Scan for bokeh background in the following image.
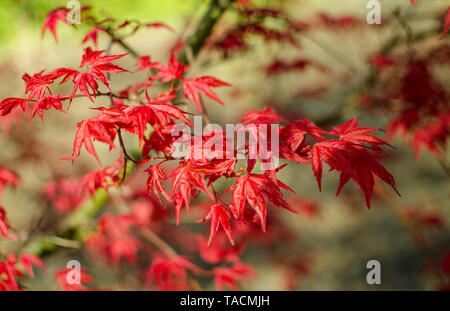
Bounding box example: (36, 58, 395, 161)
(0, 0, 449, 290)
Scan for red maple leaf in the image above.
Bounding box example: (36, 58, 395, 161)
(0, 98, 26, 117)
(281, 119, 324, 151)
(63, 117, 118, 165)
(18, 254, 45, 278)
(182, 76, 230, 112)
(122, 98, 192, 146)
(197, 204, 234, 246)
(49, 67, 79, 84)
(145, 165, 171, 204)
(189, 158, 238, 183)
(31, 95, 68, 120)
(22, 71, 55, 102)
(311, 140, 399, 208)
(153, 54, 189, 82)
(327, 117, 392, 152)
(41, 8, 70, 42)
(69, 48, 128, 103)
(170, 162, 215, 224)
(145, 100, 192, 128)
(227, 173, 297, 231)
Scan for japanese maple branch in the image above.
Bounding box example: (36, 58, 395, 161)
(21, 0, 235, 258)
(103, 28, 140, 59)
(179, 0, 236, 64)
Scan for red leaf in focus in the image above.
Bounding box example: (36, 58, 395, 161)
(69, 48, 128, 103)
(197, 204, 234, 246)
(182, 76, 230, 112)
(31, 95, 68, 120)
(81, 157, 123, 195)
(0, 98, 26, 117)
(145, 165, 171, 204)
(0, 168, 20, 199)
(49, 67, 79, 84)
(81, 27, 105, 47)
(311, 140, 399, 209)
(22, 71, 55, 102)
(227, 173, 297, 232)
(135, 55, 161, 71)
(170, 162, 215, 225)
(153, 54, 189, 83)
(282, 120, 324, 152)
(63, 117, 118, 165)
(121, 99, 192, 146)
(327, 117, 392, 152)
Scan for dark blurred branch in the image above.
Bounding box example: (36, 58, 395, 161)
(104, 28, 141, 58)
(179, 0, 236, 64)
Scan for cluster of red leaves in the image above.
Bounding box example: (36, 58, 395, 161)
(0, 254, 44, 291)
(0, 3, 418, 291)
